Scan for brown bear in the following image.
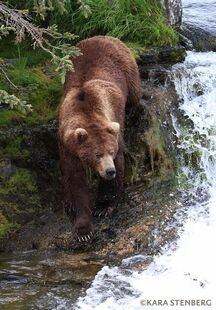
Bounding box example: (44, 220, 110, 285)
(58, 36, 142, 242)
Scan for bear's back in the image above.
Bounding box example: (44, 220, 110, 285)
(64, 36, 135, 94)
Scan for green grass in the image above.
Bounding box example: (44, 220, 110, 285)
(0, 38, 50, 66)
(0, 110, 21, 127)
(0, 53, 62, 127)
(6, 0, 177, 46)
(68, 0, 177, 46)
(0, 37, 62, 127)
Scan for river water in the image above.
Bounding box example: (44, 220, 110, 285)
(183, 0, 216, 33)
(1, 1, 216, 309)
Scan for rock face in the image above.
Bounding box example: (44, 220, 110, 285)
(0, 47, 186, 255)
(180, 24, 216, 52)
(160, 0, 182, 26)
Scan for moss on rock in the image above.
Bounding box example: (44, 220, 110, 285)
(0, 211, 19, 239)
(0, 135, 30, 160)
(144, 116, 174, 179)
(0, 168, 38, 195)
(0, 166, 41, 237)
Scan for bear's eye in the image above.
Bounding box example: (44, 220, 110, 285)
(96, 153, 103, 159)
(109, 150, 114, 156)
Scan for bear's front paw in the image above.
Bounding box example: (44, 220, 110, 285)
(73, 217, 95, 242)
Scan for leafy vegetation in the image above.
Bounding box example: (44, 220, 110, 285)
(0, 1, 81, 113)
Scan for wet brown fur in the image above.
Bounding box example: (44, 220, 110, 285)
(58, 36, 142, 240)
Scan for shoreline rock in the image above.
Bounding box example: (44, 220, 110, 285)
(179, 23, 216, 52)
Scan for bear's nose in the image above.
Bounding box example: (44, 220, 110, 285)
(105, 168, 116, 179)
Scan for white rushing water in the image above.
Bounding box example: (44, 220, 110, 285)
(75, 52, 216, 310)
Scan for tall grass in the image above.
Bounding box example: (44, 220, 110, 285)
(6, 0, 177, 46)
(60, 0, 177, 46)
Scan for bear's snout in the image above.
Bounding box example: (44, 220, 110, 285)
(105, 167, 116, 180)
(97, 155, 116, 180)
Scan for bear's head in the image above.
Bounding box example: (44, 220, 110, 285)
(64, 121, 120, 180)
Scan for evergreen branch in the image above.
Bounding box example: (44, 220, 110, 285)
(0, 90, 33, 114)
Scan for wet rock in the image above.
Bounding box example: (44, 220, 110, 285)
(0, 159, 16, 180)
(137, 47, 186, 84)
(160, 0, 182, 26)
(179, 24, 216, 52)
(138, 47, 186, 66)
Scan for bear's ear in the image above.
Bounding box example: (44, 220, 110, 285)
(74, 128, 88, 143)
(106, 122, 120, 137)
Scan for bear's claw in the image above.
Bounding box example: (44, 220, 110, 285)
(73, 217, 94, 243)
(75, 231, 94, 243)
